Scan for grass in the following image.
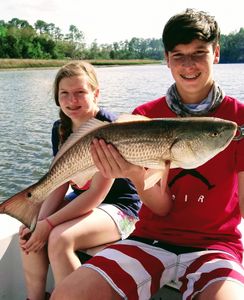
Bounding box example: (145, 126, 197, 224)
(0, 58, 162, 69)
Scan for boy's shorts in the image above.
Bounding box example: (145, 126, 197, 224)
(83, 239, 244, 300)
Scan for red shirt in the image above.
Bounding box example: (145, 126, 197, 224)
(132, 96, 244, 261)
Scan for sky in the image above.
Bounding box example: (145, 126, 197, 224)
(1, 0, 244, 45)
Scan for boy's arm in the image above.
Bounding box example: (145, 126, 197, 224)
(91, 139, 173, 216)
(238, 171, 244, 218)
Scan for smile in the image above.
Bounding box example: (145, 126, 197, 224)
(181, 73, 201, 79)
(67, 106, 82, 111)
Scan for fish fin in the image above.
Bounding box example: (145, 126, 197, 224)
(70, 166, 98, 188)
(50, 118, 109, 169)
(115, 113, 151, 123)
(144, 161, 171, 191)
(160, 161, 171, 194)
(144, 169, 164, 190)
(0, 194, 41, 228)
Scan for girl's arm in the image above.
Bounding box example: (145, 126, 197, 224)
(38, 182, 70, 220)
(91, 139, 173, 216)
(19, 183, 69, 253)
(21, 173, 114, 253)
(46, 174, 114, 226)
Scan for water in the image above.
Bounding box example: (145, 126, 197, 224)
(0, 64, 243, 202)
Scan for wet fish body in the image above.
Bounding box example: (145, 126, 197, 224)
(0, 116, 237, 228)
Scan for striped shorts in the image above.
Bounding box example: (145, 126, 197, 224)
(83, 239, 244, 300)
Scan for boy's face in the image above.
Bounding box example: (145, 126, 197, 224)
(165, 39, 220, 104)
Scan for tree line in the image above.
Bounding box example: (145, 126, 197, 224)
(0, 18, 244, 63)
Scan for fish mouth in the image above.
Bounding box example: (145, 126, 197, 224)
(221, 123, 238, 146)
(221, 132, 236, 147)
(233, 125, 244, 141)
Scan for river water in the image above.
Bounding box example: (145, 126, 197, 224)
(0, 64, 244, 202)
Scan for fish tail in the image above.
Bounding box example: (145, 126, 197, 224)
(0, 193, 41, 229)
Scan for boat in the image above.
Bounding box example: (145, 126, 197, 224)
(1, 214, 243, 300)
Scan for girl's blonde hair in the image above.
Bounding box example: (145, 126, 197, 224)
(53, 61, 99, 146)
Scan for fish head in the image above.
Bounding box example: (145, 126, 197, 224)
(169, 117, 237, 169)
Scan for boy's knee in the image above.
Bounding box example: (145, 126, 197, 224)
(50, 287, 67, 300)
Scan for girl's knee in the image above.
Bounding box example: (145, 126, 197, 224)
(48, 226, 71, 257)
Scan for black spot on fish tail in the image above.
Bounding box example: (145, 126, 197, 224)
(0, 193, 41, 228)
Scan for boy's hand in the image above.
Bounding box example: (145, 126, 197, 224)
(91, 138, 145, 181)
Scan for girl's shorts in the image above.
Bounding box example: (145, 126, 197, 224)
(97, 204, 138, 240)
(83, 239, 244, 300)
(65, 190, 138, 240)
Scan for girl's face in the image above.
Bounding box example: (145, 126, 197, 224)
(58, 75, 99, 126)
(165, 39, 220, 104)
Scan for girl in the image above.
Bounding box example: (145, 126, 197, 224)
(19, 61, 141, 300)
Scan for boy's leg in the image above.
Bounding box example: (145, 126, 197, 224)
(50, 267, 122, 300)
(195, 280, 244, 300)
(178, 250, 244, 300)
(83, 239, 177, 299)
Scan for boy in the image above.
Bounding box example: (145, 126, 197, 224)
(51, 8, 244, 300)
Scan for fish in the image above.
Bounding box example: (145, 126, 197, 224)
(0, 114, 237, 229)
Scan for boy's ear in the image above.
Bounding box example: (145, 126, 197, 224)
(214, 44, 220, 64)
(164, 51, 170, 67)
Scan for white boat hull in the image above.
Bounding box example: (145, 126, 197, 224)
(0, 215, 53, 300)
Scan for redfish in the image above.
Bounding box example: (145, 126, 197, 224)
(0, 115, 237, 229)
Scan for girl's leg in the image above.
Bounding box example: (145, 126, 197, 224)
(21, 247, 49, 300)
(48, 207, 120, 285)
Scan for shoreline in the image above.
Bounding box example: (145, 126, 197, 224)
(0, 58, 163, 70)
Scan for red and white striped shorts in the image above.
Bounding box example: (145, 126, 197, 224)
(83, 239, 244, 300)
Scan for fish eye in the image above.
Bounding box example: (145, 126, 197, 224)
(27, 192, 32, 198)
(211, 131, 219, 137)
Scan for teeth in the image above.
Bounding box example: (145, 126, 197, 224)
(182, 73, 200, 79)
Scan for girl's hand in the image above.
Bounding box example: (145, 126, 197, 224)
(19, 224, 31, 249)
(20, 220, 52, 254)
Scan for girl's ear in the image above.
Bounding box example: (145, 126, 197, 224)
(93, 88, 100, 103)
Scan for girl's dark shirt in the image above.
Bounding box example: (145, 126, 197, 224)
(51, 108, 141, 218)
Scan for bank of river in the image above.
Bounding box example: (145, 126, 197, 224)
(0, 58, 162, 70)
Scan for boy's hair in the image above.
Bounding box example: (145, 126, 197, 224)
(162, 8, 220, 52)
